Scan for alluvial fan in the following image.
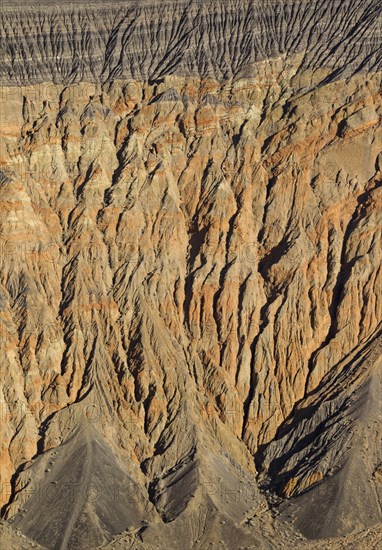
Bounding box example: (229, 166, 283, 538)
(0, 1, 381, 549)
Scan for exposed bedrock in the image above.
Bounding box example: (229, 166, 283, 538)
(1, 0, 382, 85)
(0, 1, 381, 548)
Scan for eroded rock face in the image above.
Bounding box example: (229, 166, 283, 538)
(0, 1, 381, 549)
(1, 0, 382, 85)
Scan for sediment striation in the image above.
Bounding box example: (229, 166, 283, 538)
(0, 1, 381, 549)
(1, 0, 382, 85)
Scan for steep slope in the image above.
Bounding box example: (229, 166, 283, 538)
(0, 1, 381, 548)
(1, 0, 382, 85)
(6, 419, 157, 549)
(258, 328, 382, 538)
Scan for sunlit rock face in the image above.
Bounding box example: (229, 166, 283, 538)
(0, 1, 381, 548)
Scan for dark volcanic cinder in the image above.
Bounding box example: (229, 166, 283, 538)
(1, 0, 382, 85)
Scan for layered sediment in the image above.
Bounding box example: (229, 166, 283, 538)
(0, 1, 381, 549)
